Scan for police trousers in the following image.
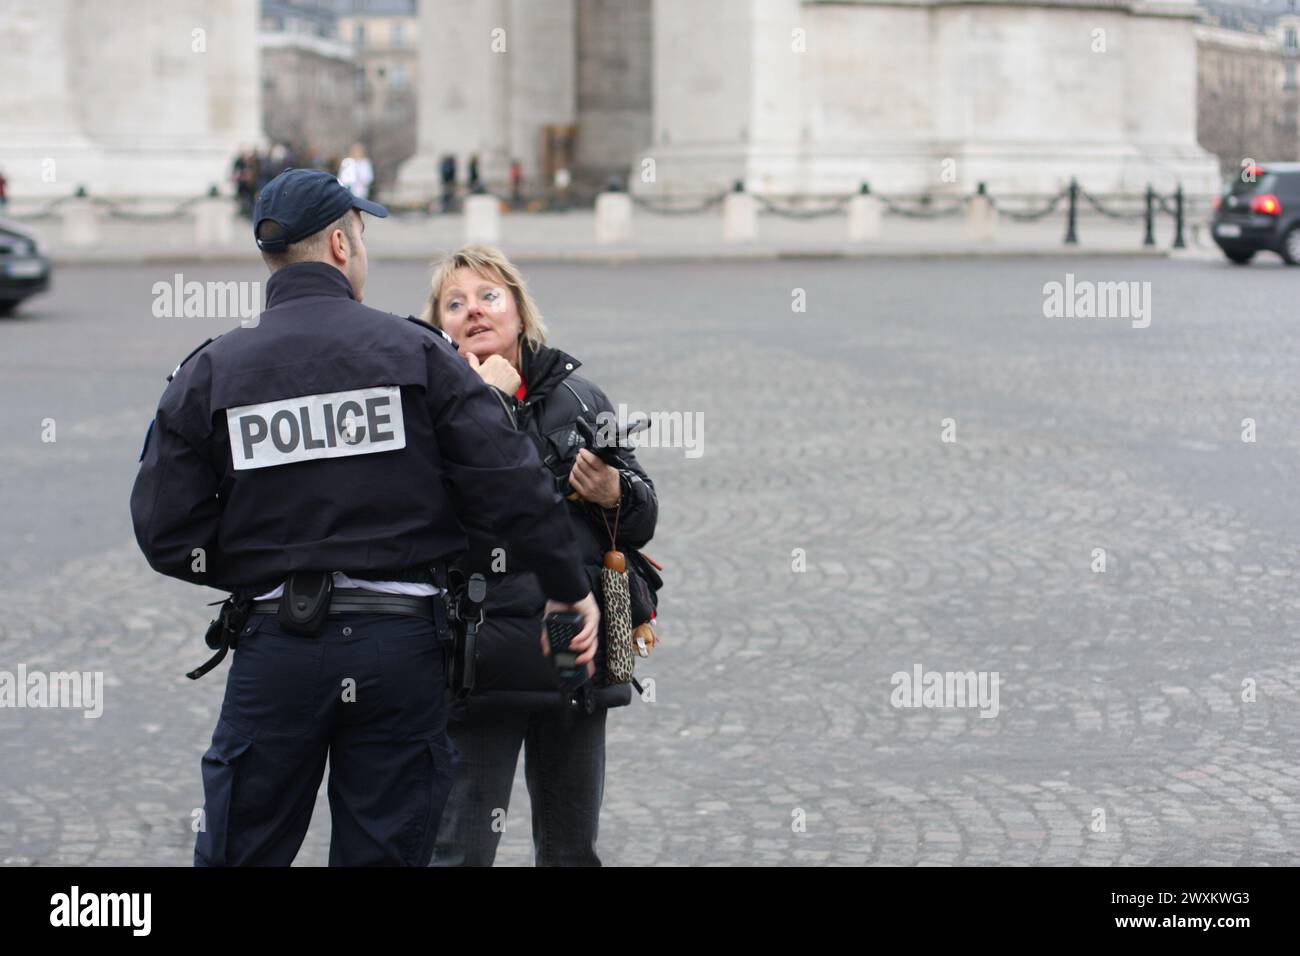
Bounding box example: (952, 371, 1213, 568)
(194, 612, 458, 866)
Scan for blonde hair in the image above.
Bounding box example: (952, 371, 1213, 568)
(420, 244, 548, 353)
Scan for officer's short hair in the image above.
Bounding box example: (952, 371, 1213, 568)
(420, 244, 549, 353)
(257, 212, 356, 271)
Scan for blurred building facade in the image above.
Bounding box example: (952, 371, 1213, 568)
(10, 0, 1300, 202)
(1196, 9, 1300, 175)
(397, 0, 1223, 200)
(395, 0, 654, 201)
(259, 0, 356, 164)
(333, 0, 420, 192)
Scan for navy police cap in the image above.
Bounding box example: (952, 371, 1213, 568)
(253, 168, 388, 251)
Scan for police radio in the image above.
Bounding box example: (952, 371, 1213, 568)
(544, 612, 588, 692)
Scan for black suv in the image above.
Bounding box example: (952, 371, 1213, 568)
(1211, 163, 1300, 265)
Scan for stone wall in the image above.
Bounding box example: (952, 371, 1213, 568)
(636, 0, 1219, 197)
(0, 0, 261, 199)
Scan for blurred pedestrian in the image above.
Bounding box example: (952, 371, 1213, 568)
(338, 143, 375, 200)
(509, 160, 523, 208)
(553, 167, 571, 211)
(440, 154, 458, 213)
(232, 149, 259, 219)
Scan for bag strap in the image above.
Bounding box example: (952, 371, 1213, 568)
(599, 502, 621, 553)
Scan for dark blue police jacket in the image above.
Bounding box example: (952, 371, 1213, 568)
(130, 261, 588, 602)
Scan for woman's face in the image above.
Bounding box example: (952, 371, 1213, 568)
(438, 266, 522, 366)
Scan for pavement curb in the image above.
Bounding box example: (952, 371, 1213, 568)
(45, 245, 1177, 267)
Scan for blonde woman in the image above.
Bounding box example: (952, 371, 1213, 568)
(421, 245, 658, 866)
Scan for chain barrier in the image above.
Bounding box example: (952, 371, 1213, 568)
(4, 182, 1206, 250)
(1076, 187, 1147, 222)
(7, 191, 218, 223)
(986, 188, 1069, 222)
(5, 194, 81, 222)
(1153, 193, 1180, 217)
(95, 194, 212, 221)
(752, 193, 853, 219)
(628, 192, 729, 216)
(876, 194, 967, 219)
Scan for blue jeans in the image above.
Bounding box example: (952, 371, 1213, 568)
(431, 707, 607, 866)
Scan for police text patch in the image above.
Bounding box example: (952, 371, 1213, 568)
(226, 386, 406, 470)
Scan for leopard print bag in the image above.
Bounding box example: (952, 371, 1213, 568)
(601, 553, 635, 684)
(598, 504, 635, 684)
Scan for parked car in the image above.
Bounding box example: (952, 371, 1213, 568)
(0, 218, 51, 314)
(1211, 163, 1300, 265)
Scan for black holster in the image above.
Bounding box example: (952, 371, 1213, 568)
(187, 595, 253, 681)
(276, 571, 333, 636)
(444, 570, 487, 698)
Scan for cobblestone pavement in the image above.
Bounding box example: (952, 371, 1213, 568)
(1, 256, 1298, 865)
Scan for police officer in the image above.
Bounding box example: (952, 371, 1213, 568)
(130, 168, 599, 866)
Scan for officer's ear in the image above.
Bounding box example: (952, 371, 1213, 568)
(328, 221, 352, 264)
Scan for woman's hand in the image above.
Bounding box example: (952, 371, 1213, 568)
(568, 448, 622, 509)
(466, 351, 521, 395)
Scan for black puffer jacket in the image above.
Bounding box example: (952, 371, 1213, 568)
(453, 342, 658, 718)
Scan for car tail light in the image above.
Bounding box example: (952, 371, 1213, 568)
(1212, 195, 1221, 211)
(1250, 193, 1282, 215)
(1244, 165, 1266, 182)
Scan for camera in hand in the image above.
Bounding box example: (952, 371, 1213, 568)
(555, 415, 651, 499)
(545, 611, 588, 692)
(576, 414, 650, 467)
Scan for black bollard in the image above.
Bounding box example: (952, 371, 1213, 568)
(1172, 183, 1186, 249)
(1143, 185, 1155, 247)
(1064, 178, 1078, 245)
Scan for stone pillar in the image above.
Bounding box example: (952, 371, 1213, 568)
(723, 190, 757, 242)
(464, 193, 502, 244)
(61, 196, 99, 246)
(396, 0, 507, 202)
(0, 0, 261, 199)
(195, 195, 237, 246)
(635, 0, 759, 198)
(397, 0, 577, 203)
(847, 193, 882, 241)
(595, 191, 633, 243)
(508, 0, 577, 184)
(965, 192, 997, 241)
